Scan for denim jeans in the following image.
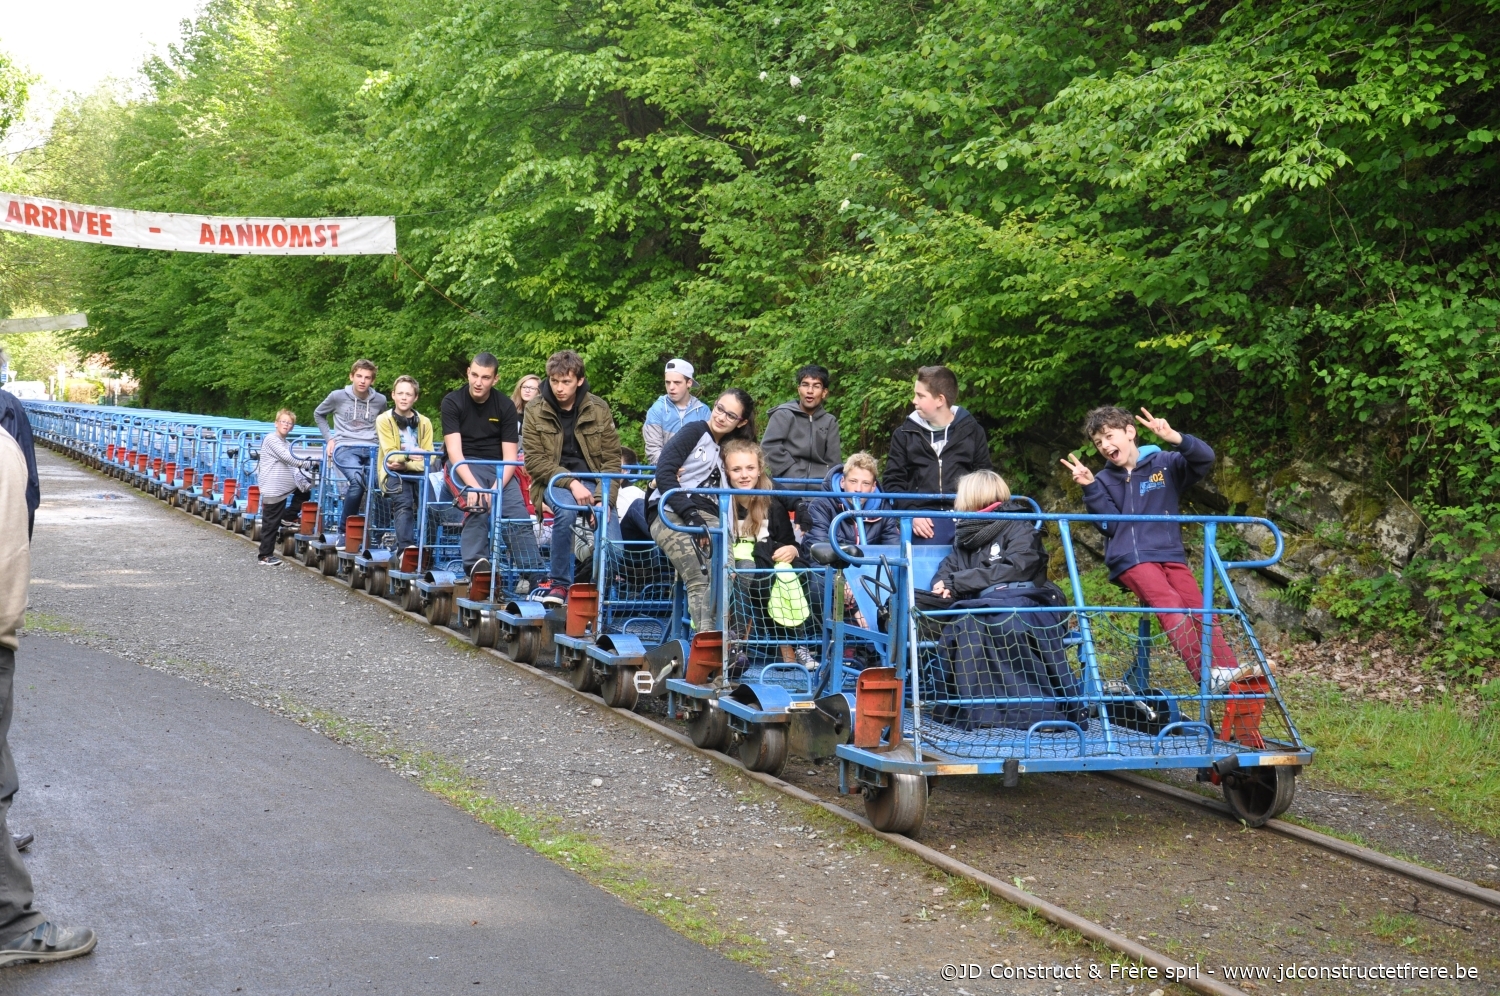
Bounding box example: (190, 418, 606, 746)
(387, 476, 422, 551)
(331, 445, 374, 537)
(457, 464, 532, 572)
(546, 483, 619, 586)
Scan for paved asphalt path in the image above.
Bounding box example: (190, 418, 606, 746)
(4, 635, 777, 995)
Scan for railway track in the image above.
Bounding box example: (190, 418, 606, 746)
(47, 441, 1500, 994)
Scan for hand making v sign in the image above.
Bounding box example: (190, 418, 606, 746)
(1134, 407, 1183, 446)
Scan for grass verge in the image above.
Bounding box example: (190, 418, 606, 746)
(1283, 676, 1500, 838)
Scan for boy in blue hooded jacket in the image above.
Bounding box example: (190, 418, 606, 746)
(1061, 406, 1249, 691)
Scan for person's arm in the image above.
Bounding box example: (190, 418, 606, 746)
(882, 430, 911, 503)
(313, 390, 339, 448)
(410, 416, 435, 472)
(969, 420, 994, 472)
(760, 407, 795, 479)
(825, 413, 843, 469)
(655, 423, 705, 521)
(0, 433, 29, 651)
(768, 498, 799, 563)
(1173, 434, 1215, 489)
(803, 498, 834, 549)
(444, 432, 488, 510)
(522, 411, 567, 501)
(932, 550, 961, 596)
(643, 421, 666, 465)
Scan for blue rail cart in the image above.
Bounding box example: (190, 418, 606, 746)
(444, 460, 547, 647)
(823, 508, 1312, 836)
(532, 473, 684, 709)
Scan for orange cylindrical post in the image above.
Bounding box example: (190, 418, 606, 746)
(299, 501, 319, 535)
(201, 473, 215, 496)
(245, 485, 260, 514)
(164, 462, 177, 483)
(344, 514, 365, 551)
(565, 584, 599, 637)
(181, 467, 195, 488)
(853, 667, 904, 749)
(684, 630, 725, 685)
(222, 479, 238, 505)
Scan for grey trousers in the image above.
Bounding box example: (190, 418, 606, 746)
(0, 647, 43, 941)
(458, 467, 532, 571)
(651, 507, 719, 632)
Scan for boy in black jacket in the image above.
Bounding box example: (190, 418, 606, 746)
(1061, 406, 1249, 691)
(883, 365, 992, 545)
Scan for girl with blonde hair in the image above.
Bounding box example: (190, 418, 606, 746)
(931, 470, 1048, 600)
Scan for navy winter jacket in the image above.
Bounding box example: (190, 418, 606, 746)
(801, 464, 899, 555)
(1080, 434, 1216, 580)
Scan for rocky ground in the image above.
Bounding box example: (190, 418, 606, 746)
(22, 450, 1118, 996)
(23, 448, 1500, 994)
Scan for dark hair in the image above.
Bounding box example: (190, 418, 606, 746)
(620, 445, 639, 465)
(796, 364, 831, 389)
(915, 365, 958, 406)
(470, 352, 499, 371)
(1083, 405, 1134, 439)
(351, 358, 377, 376)
(546, 350, 586, 379)
(716, 388, 758, 441)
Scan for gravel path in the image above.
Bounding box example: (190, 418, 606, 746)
(23, 449, 1102, 996)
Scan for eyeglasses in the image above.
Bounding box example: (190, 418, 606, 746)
(712, 403, 744, 422)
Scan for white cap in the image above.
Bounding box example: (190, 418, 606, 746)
(664, 358, 694, 380)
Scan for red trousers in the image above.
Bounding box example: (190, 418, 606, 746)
(1118, 560, 1238, 682)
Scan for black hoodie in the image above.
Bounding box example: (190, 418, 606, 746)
(883, 408, 993, 509)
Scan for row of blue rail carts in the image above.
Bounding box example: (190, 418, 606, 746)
(26, 400, 1313, 837)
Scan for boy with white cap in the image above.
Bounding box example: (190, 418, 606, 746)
(642, 358, 709, 465)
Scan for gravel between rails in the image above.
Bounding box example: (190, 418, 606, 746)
(23, 449, 1133, 996)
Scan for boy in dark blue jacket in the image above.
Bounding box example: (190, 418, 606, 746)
(1061, 406, 1248, 691)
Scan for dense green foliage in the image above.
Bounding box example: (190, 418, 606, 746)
(5, 0, 1500, 661)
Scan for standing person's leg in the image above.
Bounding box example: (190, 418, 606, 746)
(257, 495, 288, 559)
(1118, 561, 1206, 682)
(546, 484, 579, 586)
(498, 477, 542, 581)
(0, 648, 41, 943)
(391, 479, 418, 551)
(650, 508, 719, 631)
(1159, 560, 1239, 671)
(459, 464, 498, 571)
(332, 446, 370, 539)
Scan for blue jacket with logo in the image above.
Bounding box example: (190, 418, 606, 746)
(1079, 434, 1216, 580)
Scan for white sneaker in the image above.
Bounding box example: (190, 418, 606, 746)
(1210, 665, 1255, 693)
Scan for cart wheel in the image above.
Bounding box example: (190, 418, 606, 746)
(688, 703, 730, 751)
(301, 544, 319, 567)
(349, 563, 367, 591)
(426, 591, 454, 627)
(401, 584, 424, 613)
(600, 667, 639, 710)
(505, 626, 538, 665)
(320, 550, 339, 576)
(864, 745, 927, 836)
(738, 725, 788, 776)
(470, 614, 500, 649)
(367, 565, 389, 598)
(567, 651, 600, 693)
(283, 534, 298, 558)
(1222, 765, 1297, 827)
(250, 521, 262, 542)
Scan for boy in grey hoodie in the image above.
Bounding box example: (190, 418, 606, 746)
(761, 364, 841, 493)
(313, 359, 388, 544)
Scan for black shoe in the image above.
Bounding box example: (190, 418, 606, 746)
(258, 555, 283, 566)
(11, 833, 32, 852)
(0, 921, 97, 968)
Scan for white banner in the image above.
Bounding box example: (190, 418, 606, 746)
(0, 192, 396, 255)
